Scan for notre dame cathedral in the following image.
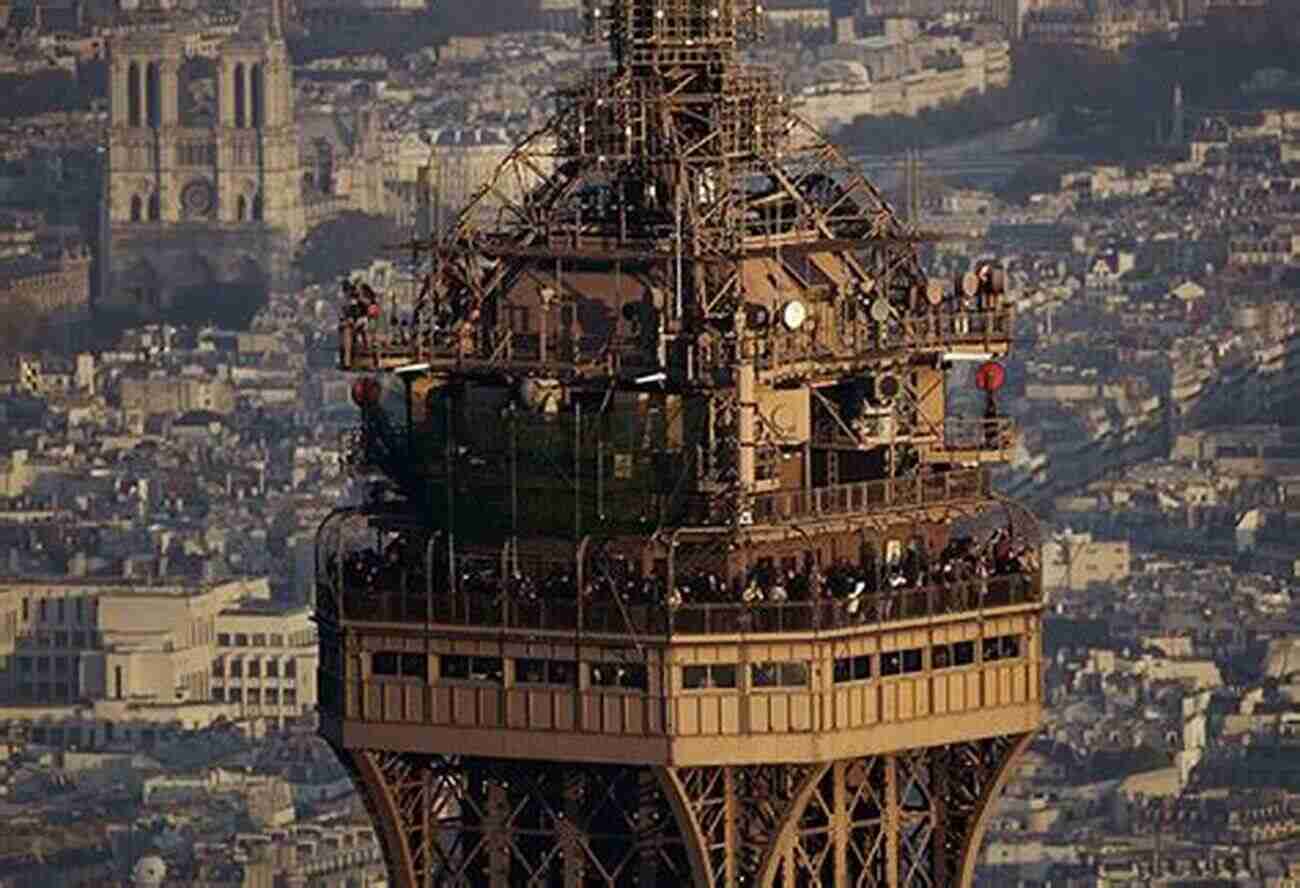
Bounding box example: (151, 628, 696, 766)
(103, 0, 383, 326)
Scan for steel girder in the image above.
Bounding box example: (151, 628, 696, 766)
(330, 733, 1031, 888)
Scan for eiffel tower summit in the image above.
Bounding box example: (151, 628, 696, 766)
(315, 1, 1043, 885)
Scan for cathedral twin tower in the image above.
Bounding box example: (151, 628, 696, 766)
(104, 1, 303, 323)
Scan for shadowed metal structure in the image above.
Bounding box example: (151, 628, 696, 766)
(317, 2, 1042, 886)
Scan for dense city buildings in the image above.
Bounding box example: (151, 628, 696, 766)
(1, 0, 1300, 884)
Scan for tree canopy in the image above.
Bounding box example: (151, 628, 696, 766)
(295, 212, 405, 286)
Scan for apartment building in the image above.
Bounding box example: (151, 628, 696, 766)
(0, 577, 317, 746)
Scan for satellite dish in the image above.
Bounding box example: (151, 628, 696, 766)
(781, 300, 807, 330)
(925, 280, 944, 306)
(960, 272, 980, 298)
(975, 361, 1006, 392)
(869, 297, 891, 323)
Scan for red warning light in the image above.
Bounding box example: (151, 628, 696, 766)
(351, 377, 382, 407)
(974, 361, 1005, 392)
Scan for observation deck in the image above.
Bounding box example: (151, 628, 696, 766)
(317, 507, 1040, 768)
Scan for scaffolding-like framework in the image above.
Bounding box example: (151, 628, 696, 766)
(322, 2, 1042, 886)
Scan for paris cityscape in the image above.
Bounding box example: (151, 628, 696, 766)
(1, 0, 1300, 885)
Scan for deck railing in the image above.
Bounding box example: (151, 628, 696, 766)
(747, 467, 989, 523)
(317, 571, 1039, 637)
(336, 307, 1015, 374)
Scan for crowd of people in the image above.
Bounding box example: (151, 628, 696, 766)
(323, 526, 1037, 627)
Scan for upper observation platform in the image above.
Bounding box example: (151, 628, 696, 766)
(316, 508, 1042, 767)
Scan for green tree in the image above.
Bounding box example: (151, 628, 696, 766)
(295, 212, 405, 286)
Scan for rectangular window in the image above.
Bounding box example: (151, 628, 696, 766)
(218, 633, 231, 646)
(931, 641, 976, 670)
(590, 662, 648, 691)
(246, 688, 261, 705)
(984, 635, 1022, 663)
(270, 634, 284, 647)
(284, 659, 297, 678)
(264, 688, 279, 705)
(235, 634, 249, 646)
(750, 661, 809, 689)
(247, 660, 261, 678)
(901, 649, 924, 674)
(212, 660, 224, 677)
(265, 660, 279, 678)
(372, 652, 428, 681)
(516, 658, 577, 686)
(228, 688, 243, 703)
(881, 649, 924, 676)
(682, 664, 737, 690)
(39, 600, 47, 622)
(211, 688, 225, 702)
(229, 660, 243, 678)
(283, 689, 297, 706)
(440, 655, 503, 684)
(252, 634, 267, 647)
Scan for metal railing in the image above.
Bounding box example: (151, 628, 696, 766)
(813, 417, 1016, 452)
(747, 467, 989, 523)
(942, 417, 1017, 452)
(335, 308, 1015, 374)
(317, 572, 1038, 638)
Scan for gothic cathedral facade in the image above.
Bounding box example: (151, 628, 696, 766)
(104, 2, 304, 325)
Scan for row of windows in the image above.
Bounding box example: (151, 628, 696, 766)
(176, 143, 217, 166)
(362, 638, 1024, 693)
(369, 653, 649, 691)
(833, 635, 1023, 685)
(17, 631, 101, 650)
(212, 687, 297, 706)
(22, 598, 96, 625)
(14, 655, 78, 675)
(11, 682, 77, 703)
(218, 632, 310, 648)
(212, 658, 298, 678)
(124, 62, 268, 129)
(128, 193, 265, 222)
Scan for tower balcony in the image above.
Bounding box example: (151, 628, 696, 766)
(316, 568, 1040, 768)
(811, 414, 1016, 460)
(744, 465, 991, 525)
(334, 305, 1014, 381)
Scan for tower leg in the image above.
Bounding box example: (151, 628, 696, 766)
(329, 749, 704, 888)
(330, 735, 1030, 888)
(756, 734, 1033, 888)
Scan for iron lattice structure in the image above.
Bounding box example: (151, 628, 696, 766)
(319, 2, 1043, 887)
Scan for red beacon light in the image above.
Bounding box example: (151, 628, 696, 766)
(351, 377, 382, 407)
(975, 361, 1006, 393)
